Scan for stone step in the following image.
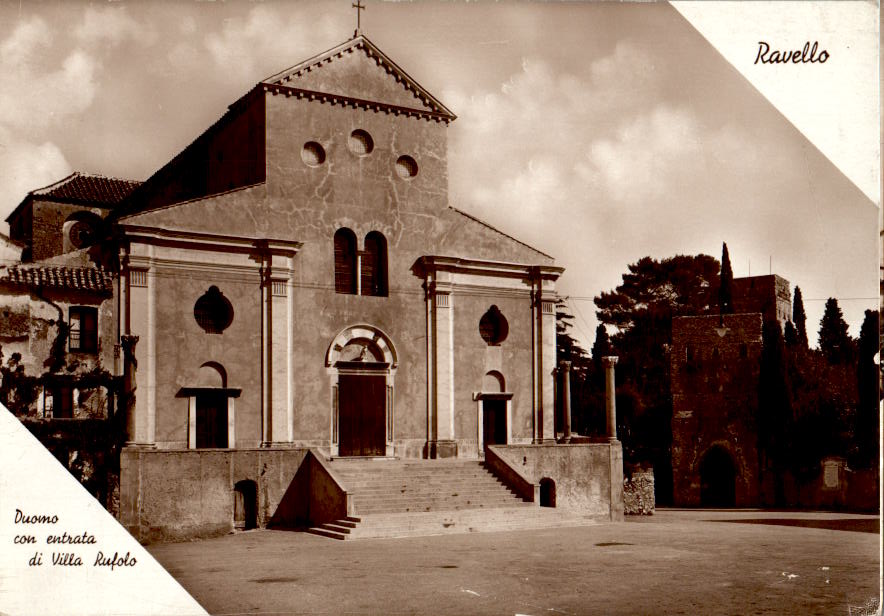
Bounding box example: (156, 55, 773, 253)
(352, 499, 529, 514)
(306, 508, 601, 540)
(345, 480, 513, 492)
(340, 477, 508, 488)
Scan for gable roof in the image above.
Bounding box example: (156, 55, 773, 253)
(262, 34, 456, 123)
(6, 172, 142, 224)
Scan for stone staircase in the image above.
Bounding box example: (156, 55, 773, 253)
(307, 458, 600, 540)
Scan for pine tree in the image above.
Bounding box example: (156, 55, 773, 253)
(793, 287, 808, 348)
(818, 298, 853, 364)
(719, 242, 734, 315)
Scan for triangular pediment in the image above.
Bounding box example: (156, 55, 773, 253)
(262, 35, 455, 122)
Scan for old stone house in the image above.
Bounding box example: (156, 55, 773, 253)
(2, 33, 623, 540)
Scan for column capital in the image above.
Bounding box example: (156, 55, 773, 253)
(602, 356, 619, 368)
(558, 360, 572, 371)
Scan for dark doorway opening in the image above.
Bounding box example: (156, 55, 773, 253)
(196, 391, 228, 448)
(483, 399, 507, 447)
(540, 477, 556, 507)
(234, 480, 258, 530)
(700, 446, 736, 507)
(338, 373, 386, 456)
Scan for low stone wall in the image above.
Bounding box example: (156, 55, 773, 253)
(623, 466, 655, 515)
(489, 442, 623, 521)
(120, 447, 308, 543)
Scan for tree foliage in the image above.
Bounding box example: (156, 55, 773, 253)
(719, 242, 733, 315)
(854, 309, 879, 467)
(594, 254, 719, 503)
(818, 298, 854, 364)
(792, 286, 808, 348)
(595, 254, 720, 331)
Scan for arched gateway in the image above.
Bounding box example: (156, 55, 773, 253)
(326, 325, 397, 457)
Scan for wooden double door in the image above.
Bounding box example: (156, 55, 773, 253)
(338, 373, 387, 457)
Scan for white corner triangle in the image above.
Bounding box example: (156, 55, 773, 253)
(0, 404, 207, 616)
(671, 1, 880, 205)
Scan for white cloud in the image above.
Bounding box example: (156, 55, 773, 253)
(0, 46, 98, 131)
(74, 6, 156, 48)
(204, 6, 341, 86)
(0, 127, 71, 221)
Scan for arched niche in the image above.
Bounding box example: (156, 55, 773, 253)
(483, 370, 505, 393)
(198, 362, 227, 388)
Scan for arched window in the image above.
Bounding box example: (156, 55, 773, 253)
(361, 231, 388, 297)
(334, 228, 357, 294)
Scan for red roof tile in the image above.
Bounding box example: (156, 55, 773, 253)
(1, 265, 114, 293)
(31, 172, 141, 207)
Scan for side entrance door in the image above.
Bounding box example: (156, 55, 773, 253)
(196, 391, 228, 448)
(483, 399, 507, 447)
(338, 373, 386, 456)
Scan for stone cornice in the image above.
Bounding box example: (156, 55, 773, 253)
(262, 34, 456, 122)
(417, 255, 564, 280)
(262, 83, 453, 124)
(118, 224, 302, 257)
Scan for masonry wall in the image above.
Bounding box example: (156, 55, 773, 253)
(120, 447, 308, 543)
(732, 275, 791, 324)
(492, 443, 624, 520)
(670, 313, 763, 506)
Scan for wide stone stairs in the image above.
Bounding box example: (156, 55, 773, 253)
(307, 458, 599, 540)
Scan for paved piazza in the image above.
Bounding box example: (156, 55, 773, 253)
(148, 509, 880, 615)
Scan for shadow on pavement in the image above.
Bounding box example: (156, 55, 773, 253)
(706, 518, 879, 534)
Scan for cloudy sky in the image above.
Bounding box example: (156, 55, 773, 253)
(0, 1, 876, 349)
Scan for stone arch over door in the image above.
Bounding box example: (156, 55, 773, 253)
(474, 370, 512, 455)
(326, 325, 397, 457)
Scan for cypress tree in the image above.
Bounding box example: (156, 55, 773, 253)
(818, 298, 852, 364)
(719, 242, 734, 315)
(793, 287, 808, 347)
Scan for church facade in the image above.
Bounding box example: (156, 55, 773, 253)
(3, 34, 622, 540)
(114, 34, 561, 459)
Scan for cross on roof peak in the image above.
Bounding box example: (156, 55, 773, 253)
(352, 0, 365, 36)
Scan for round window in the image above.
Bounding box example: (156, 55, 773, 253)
(395, 155, 418, 179)
(301, 141, 326, 167)
(68, 220, 95, 249)
(348, 129, 374, 156)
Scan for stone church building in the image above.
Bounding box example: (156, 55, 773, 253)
(2, 33, 623, 540)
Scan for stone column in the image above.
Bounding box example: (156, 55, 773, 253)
(121, 335, 139, 446)
(603, 356, 618, 442)
(261, 257, 272, 447)
(559, 360, 572, 443)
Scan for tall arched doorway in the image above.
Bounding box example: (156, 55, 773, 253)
(326, 325, 397, 457)
(699, 446, 736, 507)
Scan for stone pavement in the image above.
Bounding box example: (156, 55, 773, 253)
(148, 509, 879, 616)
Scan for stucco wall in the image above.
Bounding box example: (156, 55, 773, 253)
(491, 443, 624, 520)
(120, 447, 308, 543)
